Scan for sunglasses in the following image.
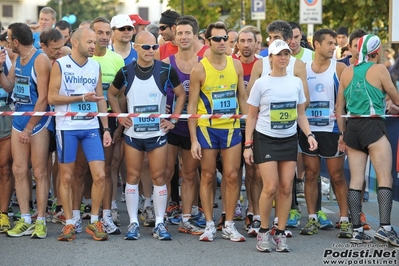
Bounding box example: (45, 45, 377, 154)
(208, 35, 228, 42)
(159, 25, 170, 31)
(136, 44, 159, 50)
(115, 26, 134, 32)
(5, 36, 10, 43)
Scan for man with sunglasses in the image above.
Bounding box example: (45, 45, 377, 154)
(155, 9, 181, 60)
(187, 21, 247, 242)
(107, 31, 186, 241)
(110, 14, 138, 65)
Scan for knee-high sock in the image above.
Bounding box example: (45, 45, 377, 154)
(377, 187, 393, 226)
(125, 183, 139, 224)
(153, 184, 168, 226)
(348, 189, 362, 228)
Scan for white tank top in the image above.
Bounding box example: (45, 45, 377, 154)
(261, 55, 296, 77)
(124, 75, 167, 139)
(55, 55, 100, 130)
(305, 60, 339, 133)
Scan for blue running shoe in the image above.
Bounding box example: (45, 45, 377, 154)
(124, 222, 140, 240)
(195, 213, 206, 228)
(169, 216, 181, 225)
(286, 209, 301, 228)
(153, 223, 172, 240)
(375, 226, 399, 247)
(317, 210, 334, 229)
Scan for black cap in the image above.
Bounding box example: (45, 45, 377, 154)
(336, 27, 348, 36)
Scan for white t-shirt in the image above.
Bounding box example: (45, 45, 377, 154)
(248, 74, 306, 138)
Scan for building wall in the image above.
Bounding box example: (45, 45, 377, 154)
(117, 0, 169, 24)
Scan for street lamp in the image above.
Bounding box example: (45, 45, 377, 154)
(57, 0, 63, 20)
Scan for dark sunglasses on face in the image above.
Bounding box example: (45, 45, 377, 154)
(208, 35, 229, 42)
(136, 44, 160, 50)
(116, 26, 134, 32)
(159, 25, 170, 31)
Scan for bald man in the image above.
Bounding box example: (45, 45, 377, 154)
(48, 27, 111, 242)
(107, 31, 186, 241)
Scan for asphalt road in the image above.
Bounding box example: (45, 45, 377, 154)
(2, 188, 399, 266)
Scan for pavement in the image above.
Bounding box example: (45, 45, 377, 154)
(2, 186, 399, 266)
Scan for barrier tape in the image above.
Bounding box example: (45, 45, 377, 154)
(0, 111, 398, 119)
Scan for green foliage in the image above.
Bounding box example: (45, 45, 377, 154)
(46, 0, 120, 27)
(168, 0, 390, 42)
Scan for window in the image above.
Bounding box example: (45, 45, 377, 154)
(3, 5, 13, 18)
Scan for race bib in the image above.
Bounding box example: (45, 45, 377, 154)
(306, 101, 330, 126)
(70, 94, 97, 120)
(0, 88, 8, 107)
(133, 105, 160, 132)
(14, 75, 31, 104)
(211, 90, 236, 115)
(270, 101, 297, 130)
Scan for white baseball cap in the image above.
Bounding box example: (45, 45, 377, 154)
(110, 14, 134, 29)
(268, 40, 292, 54)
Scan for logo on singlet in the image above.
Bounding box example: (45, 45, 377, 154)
(315, 83, 325, 92)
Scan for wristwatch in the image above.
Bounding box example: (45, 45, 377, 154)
(307, 133, 316, 139)
(170, 119, 178, 125)
(103, 127, 111, 132)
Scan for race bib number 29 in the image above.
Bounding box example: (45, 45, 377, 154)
(270, 101, 297, 130)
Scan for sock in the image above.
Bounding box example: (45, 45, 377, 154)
(21, 214, 32, 224)
(66, 219, 75, 225)
(247, 212, 254, 217)
(90, 215, 99, 223)
(103, 209, 111, 219)
(144, 196, 152, 209)
(206, 220, 214, 227)
(253, 215, 261, 221)
(382, 225, 392, 231)
(274, 217, 278, 224)
(72, 210, 80, 219)
(225, 220, 233, 227)
(377, 187, 393, 225)
(182, 214, 191, 223)
(191, 206, 199, 216)
(259, 227, 269, 233)
(309, 214, 318, 221)
(353, 226, 363, 232)
(85, 199, 92, 206)
(339, 217, 349, 223)
(111, 200, 118, 210)
(276, 229, 285, 235)
(123, 184, 126, 191)
(153, 184, 168, 226)
(125, 183, 139, 224)
(37, 216, 46, 225)
(348, 189, 362, 227)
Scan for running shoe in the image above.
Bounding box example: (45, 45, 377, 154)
(85, 221, 108, 241)
(124, 222, 140, 240)
(6, 218, 35, 237)
(13, 209, 38, 221)
(296, 180, 305, 198)
(178, 219, 204, 235)
(111, 208, 121, 227)
(192, 211, 206, 228)
(137, 196, 144, 214)
(221, 223, 246, 242)
(82, 204, 91, 220)
(169, 216, 182, 225)
(102, 216, 121, 235)
(8, 206, 14, 217)
(338, 221, 352, 238)
(271, 221, 293, 237)
(256, 231, 272, 252)
(31, 220, 47, 239)
(166, 202, 182, 219)
(360, 212, 371, 230)
(73, 215, 83, 233)
(351, 230, 372, 244)
(233, 203, 243, 221)
(374, 226, 399, 246)
(120, 192, 126, 203)
(286, 209, 301, 228)
(153, 223, 172, 240)
(140, 206, 155, 227)
(317, 210, 334, 229)
(52, 209, 66, 224)
(0, 212, 11, 233)
(216, 213, 226, 231)
(247, 219, 261, 236)
(244, 214, 253, 231)
(199, 223, 216, 242)
(272, 233, 290, 252)
(363, 191, 369, 202)
(300, 218, 320, 235)
(58, 224, 76, 242)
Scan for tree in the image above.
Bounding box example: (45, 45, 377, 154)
(167, 0, 390, 42)
(46, 0, 120, 27)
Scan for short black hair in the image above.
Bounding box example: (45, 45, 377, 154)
(312, 28, 337, 48)
(40, 28, 63, 46)
(176, 15, 199, 35)
(288, 21, 302, 32)
(8, 22, 33, 46)
(266, 20, 293, 41)
(348, 28, 367, 47)
(55, 20, 71, 33)
(204, 21, 227, 40)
